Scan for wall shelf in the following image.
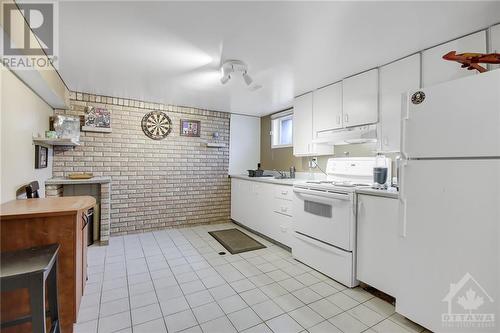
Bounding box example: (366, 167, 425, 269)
(81, 126, 112, 133)
(206, 143, 226, 148)
(33, 137, 80, 147)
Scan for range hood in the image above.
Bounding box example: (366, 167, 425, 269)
(312, 124, 378, 145)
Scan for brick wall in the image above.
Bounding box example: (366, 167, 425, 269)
(54, 92, 231, 235)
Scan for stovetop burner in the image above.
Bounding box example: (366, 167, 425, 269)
(305, 181, 372, 188)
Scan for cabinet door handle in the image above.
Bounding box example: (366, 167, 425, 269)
(344, 114, 349, 123)
(336, 115, 341, 124)
(281, 207, 288, 212)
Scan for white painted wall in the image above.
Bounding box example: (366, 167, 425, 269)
(229, 114, 260, 175)
(1, 65, 54, 203)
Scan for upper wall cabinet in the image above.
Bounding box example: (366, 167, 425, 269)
(342, 69, 379, 127)
(379, 54, 421, 152)
(293, 93, 332, 156)
(293, 93, 313, 156)
(312, 82, 343, 133)
(422, 31, 487, 87)
(490, 24, 500, 71)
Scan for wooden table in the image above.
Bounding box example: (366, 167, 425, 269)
(0, 196, 96, 333)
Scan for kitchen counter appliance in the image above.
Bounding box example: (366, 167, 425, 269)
(292, 157, 383, 287)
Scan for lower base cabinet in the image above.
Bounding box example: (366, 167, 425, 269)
(231, 178, 294, 248)
(356, 193, 399, 296)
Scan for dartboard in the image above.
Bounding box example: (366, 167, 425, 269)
(141, 111, 172, 140)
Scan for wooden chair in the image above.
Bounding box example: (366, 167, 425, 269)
(25, 181, 40, 199)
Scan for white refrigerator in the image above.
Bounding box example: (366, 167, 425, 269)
(397, 70, 500, 333)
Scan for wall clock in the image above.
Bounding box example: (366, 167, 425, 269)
(141, 111, 172, 140)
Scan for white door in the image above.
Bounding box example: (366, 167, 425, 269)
(490, 24, 500, 71)
(342, 69, 379, 127)
(313, 82, 343, 133)
(293, 188, 354, 251)
(229, 114, 260, 175)
(356, 194, 398, 296)
(422, 31, 487, 87)
(402, 70, 500, 159)
(379, 54, 420, 152)
(293, 93, 313, 156)
(397, 159, 500, 333)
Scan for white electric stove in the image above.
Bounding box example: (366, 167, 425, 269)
(292, 157, 390, 287)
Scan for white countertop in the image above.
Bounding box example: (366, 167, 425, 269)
(356, 187, 399, 199)
(229, 174, 297, 186)
(231, 174, 399, 198)
(45, 176, 112, 185)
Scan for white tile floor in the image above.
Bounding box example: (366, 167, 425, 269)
(75, 223, 429, 333)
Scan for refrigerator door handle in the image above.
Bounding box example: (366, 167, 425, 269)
(399, 197, 407, 238)
(398, 158, 408, 238)
(400, 93, 410, 159)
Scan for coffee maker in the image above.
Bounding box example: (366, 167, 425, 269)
(373, 153, 391, 190)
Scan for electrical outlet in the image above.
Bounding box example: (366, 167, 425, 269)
(309, 157, 318, 168)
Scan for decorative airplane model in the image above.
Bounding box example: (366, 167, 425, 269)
(443, 51, 500, 73)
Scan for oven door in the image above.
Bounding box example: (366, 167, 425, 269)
(292, 187, 354, 251)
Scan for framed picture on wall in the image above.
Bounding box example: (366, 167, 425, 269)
(180, 119, 201, 137)
(35, 145, 48, 169)
(82, 106, 112, 133)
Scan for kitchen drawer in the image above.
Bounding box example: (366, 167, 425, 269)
(272, 212, 293, 248)
(293, 232, 357, 287)
(274, 185, 293, 201)
(273, 198, 293, 217)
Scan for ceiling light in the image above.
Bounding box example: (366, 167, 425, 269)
(243, 72, 253, 85)
(220, 74, 231, 84)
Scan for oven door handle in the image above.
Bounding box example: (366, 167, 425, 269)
(293, 187, 351, 201)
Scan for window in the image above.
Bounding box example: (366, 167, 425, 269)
(271, 110, 293, 148)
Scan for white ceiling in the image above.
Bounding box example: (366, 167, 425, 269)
(58, 1, 500, 116)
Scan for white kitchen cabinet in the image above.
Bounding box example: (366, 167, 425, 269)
(356, 194, 399, 296)
(379, 54, 421, 152)
(422, 30, 487, 87)
(490, 24, 500, 70)
(342, 69, 379, 127)
(293, 93, 313, 156)
(231, 178, 250, 226)
(293, 92, 332, 156)
(312, 82, 343, 133)
(231, 178, 294, 248)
